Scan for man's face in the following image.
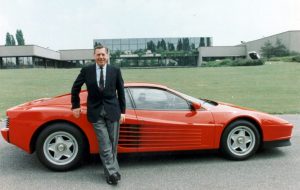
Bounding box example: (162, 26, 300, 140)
(94, 48, 108, 66)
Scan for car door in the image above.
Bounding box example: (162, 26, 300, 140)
(128, 87, 215, 152)
(118, 88, 139, 153)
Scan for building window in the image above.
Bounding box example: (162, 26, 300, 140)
(34, 57, 44, 67)
(18, 57, 33, 66)
(121, 39, 129, 45)
(2, 57, 17, 67)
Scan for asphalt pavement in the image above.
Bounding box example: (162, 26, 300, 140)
(0, 114, 299, 190)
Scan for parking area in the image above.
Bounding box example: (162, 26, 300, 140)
(0, 115, 299, 190)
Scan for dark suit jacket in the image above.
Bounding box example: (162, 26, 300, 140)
(71, 64, 126, 123)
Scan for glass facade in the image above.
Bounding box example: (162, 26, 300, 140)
(93, 37, 208, 67)
(18, 57, 33, 66)
(1, 56, 53, 69)
(94, 37, 212, 52)
(1, 57, 17, 68)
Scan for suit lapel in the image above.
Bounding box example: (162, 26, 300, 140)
(88, 64, 100, 94)
(105, 64, 112, 89)
(91, 64, 97, 86)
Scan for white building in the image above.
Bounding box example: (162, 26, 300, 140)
(1, 31, 299, 69)
(197, 30, 300, 66)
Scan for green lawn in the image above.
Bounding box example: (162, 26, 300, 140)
(0, 61, 299, 118)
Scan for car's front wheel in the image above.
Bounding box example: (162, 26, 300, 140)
(221, 120, 260, 160)
(36, 123, 86, 171)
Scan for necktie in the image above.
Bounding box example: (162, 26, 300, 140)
(99, 66, 104, 91)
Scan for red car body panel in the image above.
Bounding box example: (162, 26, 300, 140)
(1, 83, 293, 154)
(124, 109, 216, 152)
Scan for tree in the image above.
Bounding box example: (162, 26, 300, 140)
(11, 35, 16, 45)
(16, 29, 25, 45)
(191, 43, 195, 50)
(94, 42, 102, 47)
(182, 38, 190, 51)
(134, 49, 146, 57)
(160, 39, 167, 50)
(199, 37, 205, 47)
(157, 41, 161, 50)
(110, 50, 122, 59)
(206, 37, 211, 46)
(260, 41, 274, 58)
(5, 32, 11, 46)
(260, 39, 289, 58)
(273, 39, 289, 57)
(176, 39, 183, 51)
(147, 40, 156, 52)
(168, 43, 175, 51)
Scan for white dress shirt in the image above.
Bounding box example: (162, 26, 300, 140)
(96, 63, 107, 88)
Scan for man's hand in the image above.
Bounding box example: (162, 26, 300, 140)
(72, 108, 81, 118)
(120, 114, 126, 124)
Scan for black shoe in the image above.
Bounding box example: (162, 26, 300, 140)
(106, 173, 118, 185)
(116, 172, 121, 181)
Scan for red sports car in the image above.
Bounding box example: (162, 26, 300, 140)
(1, 83, 293, 171)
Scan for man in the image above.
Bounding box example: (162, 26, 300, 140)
(71, 45, 125, 185)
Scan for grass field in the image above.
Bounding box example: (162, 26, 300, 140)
(0, 61, 299, 118)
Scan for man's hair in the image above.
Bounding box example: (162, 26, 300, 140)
(94, 44, 109, 54)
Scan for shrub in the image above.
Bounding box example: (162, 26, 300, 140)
(269, 57, 282, 61)
(268, 55, 300, 62)
(202, 59, 265, 67)
(260, 39, 289, 58)
(292, 55, 300, 62)
(231, 59, 265, 66)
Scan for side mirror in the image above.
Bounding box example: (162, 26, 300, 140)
(191, 102, 201, 110)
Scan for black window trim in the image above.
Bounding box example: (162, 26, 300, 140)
(125, 87, 135, 110)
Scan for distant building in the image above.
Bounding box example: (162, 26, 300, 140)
(0, 45, 61, 69)
(0, 45, 94, 69)
(197, 30, 300, 66)
(243, 30, 300, 55)
(0, 31, 299, 69)
(59, 49, 94, 66)
(94, 37, 213, 52)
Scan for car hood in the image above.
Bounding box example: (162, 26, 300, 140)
(207, 100, 290, 125)
(9, 93, 72, 110)
(217, 101, 257, 112)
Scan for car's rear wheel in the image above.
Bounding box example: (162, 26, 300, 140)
(221, 120, 260, 160)
(36, 123, 86, 171)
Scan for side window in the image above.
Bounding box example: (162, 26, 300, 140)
(130, 88, 189, 110)
(125, 88, 133, 109)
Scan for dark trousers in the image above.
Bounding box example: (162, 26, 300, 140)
(92, 107, 120, 177)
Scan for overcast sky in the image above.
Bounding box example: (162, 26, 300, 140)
(0, 0, 299, 51)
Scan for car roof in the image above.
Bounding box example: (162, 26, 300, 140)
(124, 82, 168, 89)
(72, 83, 169, 95)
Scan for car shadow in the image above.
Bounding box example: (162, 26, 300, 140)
(0, 143, 289, 174)
(85, 147, 288, 168)
(254, 147, 289, 160)
(0, 143, 292, 186)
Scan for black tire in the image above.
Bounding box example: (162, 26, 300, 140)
(36, 123, 86, 171)
(220, 120, 260, 160)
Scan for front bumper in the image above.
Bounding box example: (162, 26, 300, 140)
(1, 118, 9, 142)
(263, 139, 291, 148)
(263, 123, 293, 141)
